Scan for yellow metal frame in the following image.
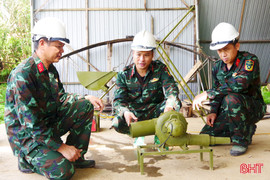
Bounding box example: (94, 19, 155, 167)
(137, 145, 213, 175)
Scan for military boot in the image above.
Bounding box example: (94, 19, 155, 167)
(230, 145, 247, 156)
(74, 158, 95, 168)
(247, 124, 257, 145)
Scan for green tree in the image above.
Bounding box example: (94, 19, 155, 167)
(0, 0, 31, 82)
(0, 0, 31, 123)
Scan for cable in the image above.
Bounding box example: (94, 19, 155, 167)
(159, 122, 173, 148)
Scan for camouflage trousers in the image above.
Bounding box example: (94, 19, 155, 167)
(200, 93, 265, 147)
(112, 99, 181, 134)
(19, 99, 94, 180)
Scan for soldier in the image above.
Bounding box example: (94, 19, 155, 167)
(4, 17, 104, 179)
(192, 22, 266, 156)
(112, 30, 182, 146)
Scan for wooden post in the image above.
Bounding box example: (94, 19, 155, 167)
(238, 0, 247, 38)
(107, 43, 113, 105)
(86, 0, 90, 71)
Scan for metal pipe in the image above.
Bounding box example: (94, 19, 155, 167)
(172, 15, 195, 42)
(159, 5, 195, 44)
(130, 111, 230, 146)
(157, 46, 206, 124)
(158, 45, 195, 99)
(195, 0, 200, 95)
(99, 83, 116, 99)
(156, 48, 190, 101)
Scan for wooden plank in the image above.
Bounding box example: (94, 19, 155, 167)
(179, 60, 203, 87)
(106, 43, 113, 104)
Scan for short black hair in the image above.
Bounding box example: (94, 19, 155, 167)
(33, 37, 49, 50)
(232, 37, 239, 46)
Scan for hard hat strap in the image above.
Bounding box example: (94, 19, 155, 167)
(32, 35, 70, 44)
(210, 40, 234, 47)
(49, 37, 70, 44)
(131, 45, 156, 50)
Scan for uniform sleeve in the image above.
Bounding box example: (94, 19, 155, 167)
(161, 65, 180, 109)
(207, 57, 259, 114)
(14, 72, 62, 151)
(113, 72, 130, 117)
(56, 71, 84, 101)
(206, 64, 223, 114)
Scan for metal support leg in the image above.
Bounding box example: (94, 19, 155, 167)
(209, 148, 214, 170)
(200, 146, 203, 161)
(136, 145, 214, 175)
(94, 111, 100, 132)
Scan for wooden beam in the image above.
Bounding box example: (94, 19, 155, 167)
(106, 43, 113, 104)
(238, 0, 247, 37)
(144, 0, 147, 11)
(179, 60, 203, 87)
(35, 7, 189, 12)
(181, 0, 190, 8)
(86, 0, 90, 71)
(107, 43, 113, 72)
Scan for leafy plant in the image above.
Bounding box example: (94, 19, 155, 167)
(0, 0, 31, 82)
(0, 83, 6, 124)
(0, 0, 31, 123)
(261, 85, 270, 104)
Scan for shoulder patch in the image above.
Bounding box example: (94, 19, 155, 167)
(244, 60, 254, 71)
(37, 62, 45, 73)
(150, 78, 159, 83)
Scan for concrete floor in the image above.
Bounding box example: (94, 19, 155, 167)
(0, 114, 270, 180)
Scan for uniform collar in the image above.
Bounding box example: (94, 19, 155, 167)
(32, 52, 52, 73)
(221, 51, 241, 71)
(130, 62, 154, 78)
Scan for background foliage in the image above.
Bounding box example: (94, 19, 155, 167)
(0, 84, 6, 123)
(0, 0, 31, 82)
(0, 0, 31, 123)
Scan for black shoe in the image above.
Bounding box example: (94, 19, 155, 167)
(74, 159, 95, 168)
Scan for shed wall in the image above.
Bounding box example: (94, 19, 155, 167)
(199, 0, 270, 84)
(32, 0, 198, 101)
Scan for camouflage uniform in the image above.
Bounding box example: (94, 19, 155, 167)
(201, 51, 266, 147)
(112, 60, 182, 134)
(5, 53, 94, 179)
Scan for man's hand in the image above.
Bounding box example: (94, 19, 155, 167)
(206, 113, 217, 127)
(85, 95, 104, 112)
(57, 144, 82, 162)
(124, 111, 138, 126)
(164, 106, 174, 113)
(192, 91, 208, 110)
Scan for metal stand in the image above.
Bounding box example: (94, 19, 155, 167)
(136, 145, 213, 175)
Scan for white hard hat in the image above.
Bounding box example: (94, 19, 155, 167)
(32, 17, 70, 43)
(210, 22, 239, 50)
(131, 30, 156, 51)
